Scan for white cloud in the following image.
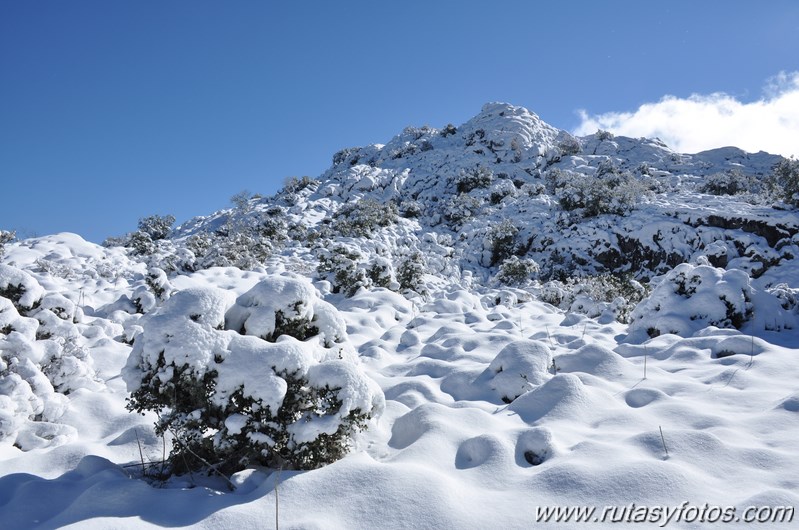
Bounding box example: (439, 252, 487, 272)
(574, 71, 799, 158)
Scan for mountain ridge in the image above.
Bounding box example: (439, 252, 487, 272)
(161, 102, 791, 297)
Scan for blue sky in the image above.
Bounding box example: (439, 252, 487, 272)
(2, 1, 798, 243)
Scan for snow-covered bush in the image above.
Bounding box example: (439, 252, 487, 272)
(396, 252, 427, 294)
(121, 214, 176, 256)
(442, 193, 483, 226)
(332, 200, 398, 238)
(1, 267, 98, 448)
(773, 157, 799, 206)
(489, 180, 517, 206)
(316, 244, 403, 297)
(282, 175, 319, 196)
(130, 268, 174, 314)
(124, 276, 384, 474)
(628, 263, 794, 340)
(0, 230, 14, 257)
(485, 340, 552, 403)
(138, 214, 176, 241)
(555, 134, 581, 156)
(453, 166, 493, 194)
(201, 229, 272, 270)
(494, 257, 540, 287)
(0, 264, 44, 313)
(485, 219, 519, 266)
(547, 166, 646, 217)
(316, 244, 370, 296)
(538, 274, 648, 323)
(366, 257, 396, 290)
(398, 199, 424, 219)
(700, 170, 759, 196)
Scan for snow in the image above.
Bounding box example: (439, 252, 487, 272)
(2, 103, 799, 528)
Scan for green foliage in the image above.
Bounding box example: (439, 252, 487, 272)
(453, 166, 493, 194)
(556, 135, 581, 156)
(366, 259, 394, 289)
(442, 193, 482, 226)
(700, 170, 759, 196)
(540, 273, 650, 323)
(0, 283, 31, 312)
(495, 256, 540, 286)
(396, 252, 427, 293)
(126, 283, 378, 475)
(547, 166, 646, 218)
(282, 176, 319, 195)
(773, 157, 799, 206)
(0, 230, 14, 257)
(487, 220, 520, 267)
(332, 200, 398, 238)
(128, 363, 369, 475)
(317, 245, 370, 296)
(137, 215, 176, 241)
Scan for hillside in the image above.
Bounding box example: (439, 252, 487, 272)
(1, 103, 798, 528)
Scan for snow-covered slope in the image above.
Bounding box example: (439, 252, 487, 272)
(2, 104, 798, 528)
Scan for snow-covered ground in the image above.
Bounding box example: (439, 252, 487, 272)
(2, 104, 798, 528)
(1, 234, 798, 529)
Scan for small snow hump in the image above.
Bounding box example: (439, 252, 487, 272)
(486, 339, 552, 403)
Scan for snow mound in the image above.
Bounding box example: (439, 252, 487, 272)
(628, 263, 794, 341)
(485, 339, 552, 402)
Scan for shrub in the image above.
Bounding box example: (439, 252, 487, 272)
(440, 124, 457, 137)
(399, 200, 424, 219)
(495, 257, 540, 286)
(595, 129, 614, 141)
(442, 193, 483, 226)
(773, 157, 799, 206)
(627, 263, 794, 341)
(489, 179, 517, 205)
(453, 166, 493, 194)
(700, 170, 758, 196)
(124, 276, 384, 475)
(332, 200, 398, 238)
(366, 257, 395, 290)
(316, 245, 370, 297)
(1, 268, 99, 449)
(486, 220, 520, 267)
(396, 252, 427, 294)
(0, 264, 44, 313)
(282, 176, 320, 195)
(542, 274, 649, 324)
(555, 134, 581, 156)
(0, 230, 14, 257)
(137, 215, 176, 241)
(548, 166, 645, 217)
(203, 230, 272, 270)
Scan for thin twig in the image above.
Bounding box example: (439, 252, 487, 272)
(659, 426, 669, 458)
(135, 430, 146, 477)
(160, 431, 167, 479)
(168, 427, 237, 491)
(275, 465, 282, 530)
